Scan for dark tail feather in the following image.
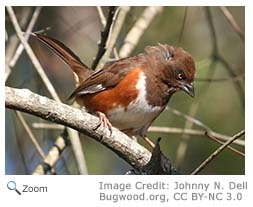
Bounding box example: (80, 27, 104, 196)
(32, 33, 92, 82)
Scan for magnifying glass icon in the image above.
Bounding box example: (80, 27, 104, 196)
(7, 181, 21, 195)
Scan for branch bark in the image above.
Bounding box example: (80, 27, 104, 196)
(5, 86, 151, 169)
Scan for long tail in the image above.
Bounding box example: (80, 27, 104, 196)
(32, 33, 92, 83)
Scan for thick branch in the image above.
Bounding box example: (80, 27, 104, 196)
(5, 86, 151, 169)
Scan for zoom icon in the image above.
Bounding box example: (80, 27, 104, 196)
(7, 181, 21, 195)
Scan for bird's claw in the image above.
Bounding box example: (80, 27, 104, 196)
(93, 112, 113, 141)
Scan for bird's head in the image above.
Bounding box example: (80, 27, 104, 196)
(145, 44, 196, 97)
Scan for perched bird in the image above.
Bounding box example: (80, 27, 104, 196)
(33, 33, 196, 148)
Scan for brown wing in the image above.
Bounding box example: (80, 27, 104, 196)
(69, 55, 146, 98)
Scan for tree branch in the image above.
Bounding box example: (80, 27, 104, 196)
(219, 6, 244, 42)
(191, 129, 245, 175)
(119, 6, 163, 58)
(5, 7, 32, 81)
(15, 111, 46, 159)
(97, 6, 130, 70)
(9, 6, 43, 68)
(33, 129, 69, 175)
(67, 127, 89, 174)
(91, 6, 116, 69)
(31, 124, 245, 147)
(205, 7, 244, 107)
(7, 6, 88, 175)
(6, 6, 61, 102)
(5, 86, 151, 170)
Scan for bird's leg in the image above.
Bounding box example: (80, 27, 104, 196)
(143, 136, 155, 148)
(93, 111, 113, 141)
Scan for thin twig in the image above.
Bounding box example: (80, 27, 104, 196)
(92, 6, 116, 69)
(199, 8, 221, 97)
(96, 6, 106, 27)
(119, 6, 163, 58)
(5, 7, 32, 63)
(97, 6, 130, 70)
(16, 111, 56, 174)
(15, 111, 46, 159)
(9, 7, 43, 68)
(217, 55, 245, 107)
(95, 7, 120, 63)
(5, 7, 32, 81)
(191, 130, 245, 175)
(205, 7, 244, 108)
(113, 47, 119, 60)
(166, 106, 211, 130)
(6, 6, 61, 102)
(178, 7, 188, 43)
(175, 102, 199, 167)
(31, 124, 245, 147)
(5, 64, 11, 82)
(166, 107, 245, 148)
(205, 132, 244, 157)
(148, 126, 244, 147)
(205, 7, 218, 53)
(67, 128, 88, 174)
(219, 6, 244, 41)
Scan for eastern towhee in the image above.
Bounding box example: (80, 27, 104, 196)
(32, 33, 196, 148)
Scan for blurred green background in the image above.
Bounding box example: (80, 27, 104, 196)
(5, 6, 244, 174)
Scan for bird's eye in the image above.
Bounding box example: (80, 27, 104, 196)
(177, 73, 186, 81)
(166, 51, 174, 61)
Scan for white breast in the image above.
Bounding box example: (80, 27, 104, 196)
(107, 72, 163, 136)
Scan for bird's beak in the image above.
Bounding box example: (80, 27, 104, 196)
(180, 83, 195, 97)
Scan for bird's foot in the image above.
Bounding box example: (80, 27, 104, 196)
(143, 136, 155, 148)
(93, 111, 113, 141)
